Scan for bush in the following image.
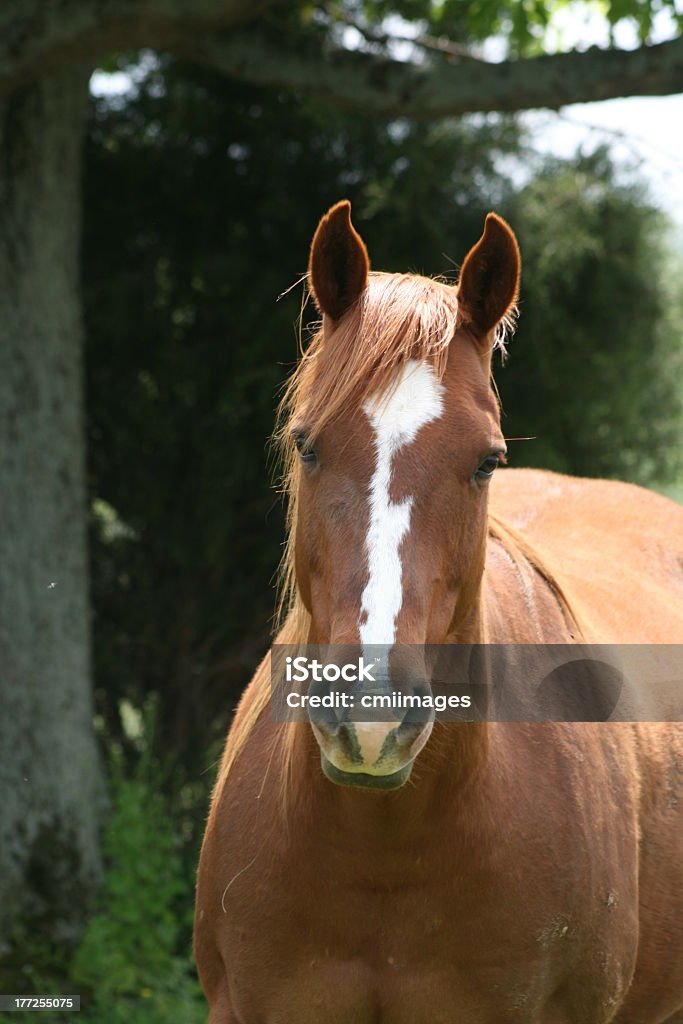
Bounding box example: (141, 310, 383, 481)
(72, 757, 204, 1023)
(504, 148, 683, 483)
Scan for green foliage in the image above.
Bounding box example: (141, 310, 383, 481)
(350, 0, 683, 52)
(504, 148, 683, 481)
(72, 756, 204, 1023)
(0, 706, 204, 1023)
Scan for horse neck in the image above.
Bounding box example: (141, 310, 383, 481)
(481, 526, 577, 643)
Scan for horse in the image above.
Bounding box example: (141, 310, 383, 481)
(194, 201, 683, 1023)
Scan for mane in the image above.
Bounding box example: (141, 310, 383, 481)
(486, 513, 592, 641)
(210, 271, 578, 811)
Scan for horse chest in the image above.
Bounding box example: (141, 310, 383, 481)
(220, 844, 632, 1024)
(205, 727, 642, 1023)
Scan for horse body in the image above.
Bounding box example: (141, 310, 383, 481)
(197, 726, 640, 1024)
(489, 469, 683, 644)
(195, 204, 683, 1023)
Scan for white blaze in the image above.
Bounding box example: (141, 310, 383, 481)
(359, 360, 444, 648)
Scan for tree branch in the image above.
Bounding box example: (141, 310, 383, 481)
(0, 0, 276, 98)
(320, 3, 484, 62)
(1, 0, 682, 116)
(176, 28, 683, 117)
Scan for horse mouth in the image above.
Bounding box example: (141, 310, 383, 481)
(320, 753, 413, 790)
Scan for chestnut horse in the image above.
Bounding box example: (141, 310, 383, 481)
(195, 202, 683, 1023)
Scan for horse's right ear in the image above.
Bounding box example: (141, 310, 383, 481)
(309, 200, 370, 323)
(457, 213, 520, 337)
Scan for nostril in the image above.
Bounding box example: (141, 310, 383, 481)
(310, 717, 364, 764)
(396, 718, 433, 762)
(402, 702, 431, 722)
(335, 722, 363, 765)
(308, 706, 341, 737)
(396, 720, 425, 745)
(400, 690, 434, 729)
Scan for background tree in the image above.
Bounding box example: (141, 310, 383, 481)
(2, 0, 683, 111)
(0, 69, 104, 958)
(507, 149, 683, 480)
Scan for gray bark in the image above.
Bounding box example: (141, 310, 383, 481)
(0, 67, 104, 952)
(182, 28, 683, 117)
(0, 0, 276, 99)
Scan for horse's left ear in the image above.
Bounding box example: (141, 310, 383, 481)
(309, 200, 370, 323)
(457, 213, 520, 337)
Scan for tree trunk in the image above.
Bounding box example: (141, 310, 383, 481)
(0, 67, 103, 956)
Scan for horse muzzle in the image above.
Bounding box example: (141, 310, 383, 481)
(308, 678, 434, 789)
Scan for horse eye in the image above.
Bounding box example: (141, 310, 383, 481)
(294, 432, 317, 465)
(475, 454, 501, 481)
